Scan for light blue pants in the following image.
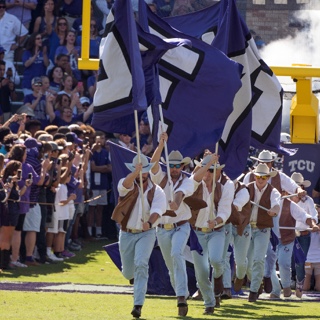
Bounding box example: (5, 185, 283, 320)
(156, 222, 190, 297)
(119, 229, 156, 306)
(271, 240, 294, 296)
(222, 223, 232, 288)
(247, 227, 271, 293)
(264, 242, 277, 278)
(191, 226, 225, 307)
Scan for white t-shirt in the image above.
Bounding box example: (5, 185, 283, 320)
(306, 232, 320, 263)
(55, 184, 70, 220)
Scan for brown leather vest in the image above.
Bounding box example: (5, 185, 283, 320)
(249, 169, 281, 193)
(247, 182, 274, 229)
(228, 183, 252, 236)
(111, 182, 156, 229)
(279, 198, 296, 245)
(189, 181, 222, 226)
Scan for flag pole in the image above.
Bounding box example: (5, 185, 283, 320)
(209, 142, 219, 221)
(134, 110, 146, 222)
(159, 105, 174, 202)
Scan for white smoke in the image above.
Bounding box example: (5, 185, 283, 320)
(259, 10, 320, 134)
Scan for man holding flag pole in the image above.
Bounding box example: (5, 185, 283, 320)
(150, 132, 194, 317)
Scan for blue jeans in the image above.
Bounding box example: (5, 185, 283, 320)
(222, 223, 232, 288)
(295, 234, 311, 282)
(156, 222, 190, 297)
(233, 224, 251, 281)
(264, 242, 277, 278)
(119, 229, 156, 306)
(247, 227, 271, 292)
(271, 240, 294, 296)
(192, 226, 225, 307)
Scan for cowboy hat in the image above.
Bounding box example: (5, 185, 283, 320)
(290, 172, 311, 188)
(250, 150, 277, 163)
(125, 154, 155, 173)
(161, 150, 191, 165)
(253, 163, 277, 178)
(194, 154, 225, 170)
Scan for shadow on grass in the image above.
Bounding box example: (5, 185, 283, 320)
(146, 297, 318, 320)
(0, 239, 116, 280)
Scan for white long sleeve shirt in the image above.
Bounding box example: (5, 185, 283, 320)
(150, 168, 195, 224)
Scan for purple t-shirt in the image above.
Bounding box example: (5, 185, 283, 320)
(22, 50, 47, 89)
(18, 162, 41, 214)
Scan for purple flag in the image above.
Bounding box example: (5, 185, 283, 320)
(92, 0, 147, 133)
(293, 238, 306, 264)
(166, 0, 283, 179)
(137, 1, 242, 160)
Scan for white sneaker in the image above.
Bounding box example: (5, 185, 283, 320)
(47, 250, 64, 262)
(11, 261, 28, 268)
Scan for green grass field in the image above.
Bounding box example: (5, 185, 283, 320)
(1, 240, 320, 319)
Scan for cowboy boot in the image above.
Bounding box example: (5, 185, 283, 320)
(283, 287, 292, 297)
(214, 275, 224, 296)
(177, 296, 188, 316)
(131, 305, 142, 318)
(234, 277, 244, 292)
(263, 276, 272, 293)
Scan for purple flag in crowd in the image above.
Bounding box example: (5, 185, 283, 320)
(166, 0, 283, 179)
(92, 0, 147, 134)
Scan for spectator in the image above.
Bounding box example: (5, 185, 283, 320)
(55, 53, 73, 76)
(0, 60, 17, 123)
(48, 66, 63, 93)
(131, 112, 153, 156)
(55, 30, 81, 80)
(0, 160, 26, 270)
(23, 77, 49, 129)
(48, 17, 69, 63)
(73, 1, 103, 35)
(88, 131, 111, 238)
(62, 0, 82, 28)
(33, 0, 57, 42)
(6, 0, 37, 29)
(41, 75, 57, 97)
(76, 18, 101, 58)
(0, 0, 28, 62)
(25, 119, 42, 137)
(22, 33, 50, 96)
(46, 94, 93, 126)
(21, 137, 51, 266)
(0, 45, 20, 85)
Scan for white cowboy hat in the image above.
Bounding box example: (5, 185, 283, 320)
(250, 150, 277, 163)
(291, 172, 311, 188)
(194, 154, 225, 170)
(253, 163, 277, 178)
(161, 150, 191, 165)
(125, 154, 155, 173)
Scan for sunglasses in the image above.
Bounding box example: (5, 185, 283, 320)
(0, 5, 6, 8)
(255, 175, 270, 180)
(208, 169, 214, 173)
(90, 24, 96, 27)
(58, 22, 67, 26)
(169, 164, 181, 169)
(36, 37, 42, 40)
(82, 103, 90, 107)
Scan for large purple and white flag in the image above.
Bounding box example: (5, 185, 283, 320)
(92, 0, 147, 134)
(166, 0, 283, 179)
(138, 0, 243, 160)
